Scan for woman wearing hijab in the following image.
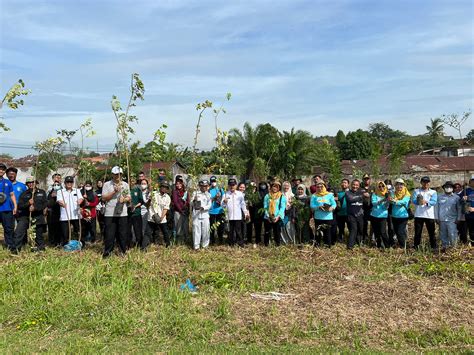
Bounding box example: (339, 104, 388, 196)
(370, 181, 390, 248)
(80, 180, 99, 245)
(389, 178, 411, 248)
(281, 181, 296, 244)
(263, 181, 287, 246)
(172, 176, 189, 243)
(253, 182, 269, 245)
(310, 181, 336, 246)
(294, 183, 311, 243)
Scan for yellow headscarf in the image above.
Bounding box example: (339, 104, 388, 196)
(394, 185, 411, 200)
(269, 190, 283, 217)
(375, 181, 388, 197)
(315, 183, 329, 197)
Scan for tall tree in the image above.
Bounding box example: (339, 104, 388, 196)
(425, 118, 444, 146)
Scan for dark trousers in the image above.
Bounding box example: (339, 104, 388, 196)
(81, 217, 97, 243)
(372, 217, 390, 248)
(414, 217, 437, 249)
(209, 213, 225, 244)
(103, 216, 128, 256)
(131, 215, 143, 247)
(264, 219, 281, 246)
(457, 220, 467, 244)
(60, 219, 80, 245)
(47, 214, 61, 246)
(337, 215, 348, 241)
(253, 214, 265, 244)
(0, 211, 15, 250)
(314, 219, 333, 246)
(228, 220, 243, 246)
(145, 221, 170, 248)
(347, 214, 364, 249)
(363, 208, 371, 241)
(467, 219, 474, 245)
(392, 217, 408, 248)
(97, 212, 105, 240)
(13, 217, 46, 251)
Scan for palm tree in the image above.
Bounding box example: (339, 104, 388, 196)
(426, 118, 444, 146)
(229, 122, 260, 179)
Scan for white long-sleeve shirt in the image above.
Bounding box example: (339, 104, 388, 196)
(191, 190, 212, 219)
(56, 188, 83, 221)
(222, 190, 247, 221)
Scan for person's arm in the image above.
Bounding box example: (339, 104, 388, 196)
(411, 190, 419, 205)
(9, 182, 17, 214)
(88, 196, 99, 208)
(18, 191, 29, 210)
(161, 195, 171, 220)
(310, 195, 318, 211)
(202, 193, 212, 212)
(278, 196, 287, 220)
(329, 194, 337, 210)
(428, 191, 437, 207)
(240, 193, 248, 216)
(56, 190, 66, 208)
(101, 183, 118, 202)
(76, 189, 84, 207)
(263, 194, 269, 218)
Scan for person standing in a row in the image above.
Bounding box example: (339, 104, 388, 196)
(412, 176, 438, 249)
(101, 166, 130, 258)
(13, 177, 48, 252)
(56, 176, 83, 246)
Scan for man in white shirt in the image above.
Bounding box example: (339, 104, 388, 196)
(222, 178, 249, 247)
(56, 176, 83, 245)
(101, 166, 131, 258)
(146, 181, 171, 248)
(191, 179, 212, 250)
(412, 176, 438, 249)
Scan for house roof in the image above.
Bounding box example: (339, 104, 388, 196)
(142, 160, 185, 171)
(339, 155, 474, 175)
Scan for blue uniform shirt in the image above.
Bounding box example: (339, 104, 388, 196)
(12, 181, 27, 205)
(209, 186, 225, 215)
(0, 178, 14, 212)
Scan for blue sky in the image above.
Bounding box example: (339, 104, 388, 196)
(1, 0, 472, 157)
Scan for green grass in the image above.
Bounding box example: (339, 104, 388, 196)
(0, 244, 473, 353)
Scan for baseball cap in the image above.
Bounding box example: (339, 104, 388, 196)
(199, 179, 209, 186)
(65, 176, 74, 183)
(362, 173, 370, 179)
(394, 178, 405, 185)
(228, 178, 237, 185)
(420, 176, 430, 183)
(210, 176, 217, 183)
(25, 176, 35, 183)
(111, 166, 123, 175)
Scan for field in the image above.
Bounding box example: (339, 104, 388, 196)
(0, 240, 473, 353)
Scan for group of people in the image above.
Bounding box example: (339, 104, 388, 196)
(1, 162, 473, 257)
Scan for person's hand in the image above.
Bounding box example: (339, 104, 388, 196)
(28, 198, 34, 205)
(463, 196, 468, 201)
(13, 207, 17, 215)
(29, 205, 34, 212)
(274, 216, 280, 223)
(119, 196, 125, 204)
(85, 200, 89, 206)
(469, 207, 474, 213)
(114, 185, 120, 193)
(363, 192, 370, 198)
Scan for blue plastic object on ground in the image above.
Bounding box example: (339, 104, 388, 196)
(180, 279, 198, 293)
(63, 240, 82, 252)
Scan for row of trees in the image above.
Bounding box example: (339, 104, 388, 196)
(1, 77, 472, 186)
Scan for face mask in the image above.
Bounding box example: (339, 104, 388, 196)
(211, 182, 217, 187)
(141, 184, 148, 190)
(386, 185, 392, 190)
(259, 185, 267, 190)
(85, 187, 92, 191)
(444, 187, 453, 193)
(53, 185, 61, 191)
